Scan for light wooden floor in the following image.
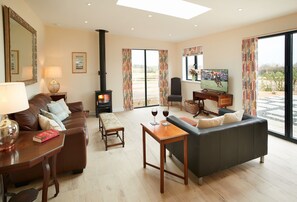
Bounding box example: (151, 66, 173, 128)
(11, 106, 297, 201)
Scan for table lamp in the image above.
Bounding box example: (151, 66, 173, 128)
(0, 82, 29, 151)
(44, 66, 62, 93)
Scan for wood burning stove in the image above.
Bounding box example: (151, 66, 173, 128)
(95, 29, 112, 117)
(95, 90, 112, 117)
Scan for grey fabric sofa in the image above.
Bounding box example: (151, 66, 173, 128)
(166, 108, 268, 184)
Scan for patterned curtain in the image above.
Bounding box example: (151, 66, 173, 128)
(242, 38, 258, 116)
(183, 46, 203, 56)
(122, 49, 133, 110)
(159, 50, 169, 106)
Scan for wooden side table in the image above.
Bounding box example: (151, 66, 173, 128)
(0, 131, 65, 202)
(46, 92, 67, 102)
(141, 121, 189, 193)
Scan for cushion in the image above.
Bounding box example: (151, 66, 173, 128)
(52, 98, 71, 114)
(40, 109, 66, 130)
(13, 103, 40, 131)
(38, 114, 63, 131)
(223, 109, 245, 124)
(47, 102, 69, 121)
(180, 116, 197, 126)
(196, 116, 224, 129)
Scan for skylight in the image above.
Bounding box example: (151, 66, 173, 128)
(116, 0, 211, 20)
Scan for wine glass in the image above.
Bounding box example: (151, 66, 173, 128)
(162, 109, 170, 126)
(151, 108, 159, 125)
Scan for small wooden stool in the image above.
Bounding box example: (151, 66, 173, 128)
(99, 113, 125, 151)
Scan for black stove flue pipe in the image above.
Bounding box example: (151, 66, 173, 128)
(96, 29, 108, 92)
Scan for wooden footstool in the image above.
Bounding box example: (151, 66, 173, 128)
(99, 113, 125, 151)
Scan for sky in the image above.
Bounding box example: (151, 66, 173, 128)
(258, 33, 297, 67)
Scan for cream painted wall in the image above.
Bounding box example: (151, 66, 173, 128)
(44, 26, 99, 114)
(0, 0, 45, 98)
(44, 26, 177, 114)
(177, 12, 297, 112)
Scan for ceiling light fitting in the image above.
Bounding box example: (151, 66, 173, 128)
(117, 0, 211, 19)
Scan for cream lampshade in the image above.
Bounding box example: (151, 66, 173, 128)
(44, 66, 62, 93)
(0, 82, 29, 151)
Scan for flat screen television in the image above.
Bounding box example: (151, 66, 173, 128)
(201, 69, 228, 93)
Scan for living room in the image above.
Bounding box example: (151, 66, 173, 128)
(1, 0, 297, 201)
(0, 0, 296, 114)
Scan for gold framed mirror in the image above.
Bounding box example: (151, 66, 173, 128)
(2, 6, 37, 85)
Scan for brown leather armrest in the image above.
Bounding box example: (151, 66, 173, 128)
(63, 127, 88, 145)
(58, 127, 87, 172)
(67, 102, 84, 113)
(63, 127, 85, 136)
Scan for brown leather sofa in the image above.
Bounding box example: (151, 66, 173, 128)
(166, 108, 268, 185)
(9, 93, 88, 185)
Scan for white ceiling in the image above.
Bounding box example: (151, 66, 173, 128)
(24, 0, 297, 42)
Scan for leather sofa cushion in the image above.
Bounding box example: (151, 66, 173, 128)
(29, 94, 51, 111)
(14, 104, 40, 131)
(66, 111, 86, 119)
(63, 118, 86, 129)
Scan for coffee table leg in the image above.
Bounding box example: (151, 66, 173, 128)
(142, 127, 146, 168)
(184, 136, 188, 185)
(160, 142, 165, 193)
(50, 155, 59, 197)
(42, 157, 50, 202)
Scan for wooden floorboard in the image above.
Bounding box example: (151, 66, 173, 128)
(9, 106, 297, 201)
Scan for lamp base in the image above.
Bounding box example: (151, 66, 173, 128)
(48, 80, 60, 94)
(0, 115, 19, 152)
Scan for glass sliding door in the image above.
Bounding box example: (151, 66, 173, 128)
(258, 35, 285, 135)
(132, 50, 159, 108)
(293, 33, 297, 139)
(146, 50, 159, 106)
(132, 50, 146, 107)
(257, 31, 297, 143)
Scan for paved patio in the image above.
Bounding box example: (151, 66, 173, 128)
(257, 95, 297, 138)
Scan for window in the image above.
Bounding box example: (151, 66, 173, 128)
(182, 46, 203, 81)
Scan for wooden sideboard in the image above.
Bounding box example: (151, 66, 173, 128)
(46, 92, 67, 102)
(193, 90, 233, 116)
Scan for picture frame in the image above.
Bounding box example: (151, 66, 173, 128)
(72, 52, 87, 73)
(11, 50, 19, 74)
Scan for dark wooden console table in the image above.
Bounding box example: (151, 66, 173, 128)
(0, 131, 65, 202)
(193, 90, 233, 117)
(46, 92, 67, 102)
